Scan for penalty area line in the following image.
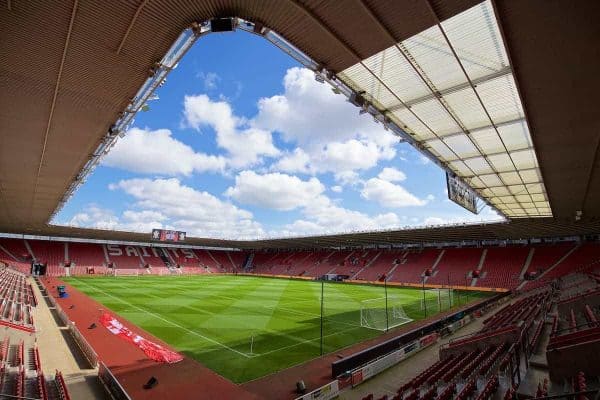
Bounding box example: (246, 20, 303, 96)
(69, 277, 253, 359)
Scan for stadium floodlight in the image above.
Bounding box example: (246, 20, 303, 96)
(314, 73, 325, 83)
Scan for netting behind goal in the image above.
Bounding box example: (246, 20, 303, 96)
(113, 269, 140, 277)
(360, 296, 413, 331)
(420, 289, 453, 313)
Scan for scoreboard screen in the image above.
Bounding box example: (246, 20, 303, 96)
(151, 229, 186, 242)
(446, 173, 479, 214)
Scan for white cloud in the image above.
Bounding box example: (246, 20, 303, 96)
(255, 67, 398, 175)
(361, 178, 428, 208)
(331, 185, 343, 193)
(334, 171, 361, 187)
(318, 139, 395, 172)
(65, 205, 120, 230)
(419, 207, 504, 227)
(272, 148, 311, 174)
(225, 171, 325, 211)
(105, 178, 264, 239)
(223, 171, 405, 236)
(272, 139, 395, 176)
(102, 128, 226, 176)
(184, 94, 279, 168)
(378, 167, 407, 182)
(255, 68, 396, 147)
(279, 196, 401, 236)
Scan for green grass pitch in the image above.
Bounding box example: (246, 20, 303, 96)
(63, 275, 490, 383)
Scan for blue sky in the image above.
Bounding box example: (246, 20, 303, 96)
(53, 30, 501, 239)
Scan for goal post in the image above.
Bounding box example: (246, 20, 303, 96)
(420, 289, 454, 313)
(113, 269, 140, 277)
(360, 296, 412, 331)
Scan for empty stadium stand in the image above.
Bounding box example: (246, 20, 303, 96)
(476, 247, 529, 289)
(359, 288, 554, 400)
(427, 248, 482, 286)
(0, 335, 70, 400)
(388, 249, 442, 284)
(1, 238, 599, 295)
(0, 269, 36, 332)
(27, 240, 65, 267)
(67, 242, 107, 268)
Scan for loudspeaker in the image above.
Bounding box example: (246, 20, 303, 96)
(296, 380, 306, 394)
(144, 376, 158, 389)
(88, 323, 96, 329)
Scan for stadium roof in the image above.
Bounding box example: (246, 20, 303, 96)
(1, 0, 599, 244)
(338, 0, 549, 218)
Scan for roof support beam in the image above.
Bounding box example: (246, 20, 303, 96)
(31, 0, 78, 224)
(461, 166, 540, 178)
(422, 117, 525, 142)
(422, 0, 538, 215)
(116, 0, 149, 55)
(388, 66, 512, 112)
(359, 0, 506, 217)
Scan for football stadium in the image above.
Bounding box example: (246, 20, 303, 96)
(1, 1, 599, 400)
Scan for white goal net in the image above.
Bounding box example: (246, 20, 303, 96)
(360, 296, 412, 331)
(420, 289, 453, 313)
(113, 269, 140, 277)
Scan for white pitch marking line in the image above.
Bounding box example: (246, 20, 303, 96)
(70, 277, 253, 358)
(252, 324, 361, 357)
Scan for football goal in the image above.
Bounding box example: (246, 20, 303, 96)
(113, 269, 140, 277)
(420, 289, 453, 313)
(360, 296, 412, 331)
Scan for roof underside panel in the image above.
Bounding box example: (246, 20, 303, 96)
(338, 0, 551, 218)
